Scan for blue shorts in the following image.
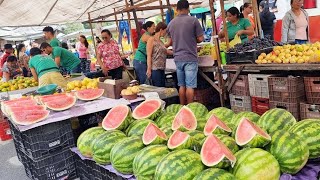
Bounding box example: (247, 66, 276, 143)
(175, 61, 198, 88)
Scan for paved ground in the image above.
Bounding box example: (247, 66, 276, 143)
(0, 139, 28, 180)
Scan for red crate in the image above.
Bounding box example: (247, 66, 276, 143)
(0, 118, 12, 141)
(304, 77, 320, 104)
(269, 101, 300, 120)
(300, 102, 320, 120)
(251, 97, 270, 115)
(229, 73, 250, 96)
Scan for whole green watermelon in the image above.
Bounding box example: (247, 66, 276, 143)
(165, 104, 183, 114)
(231, 111, 260, 126)
(92, 130, 127, 165)
(155, 114, 175, 128)
(232, 148, 280, 180)
(206, 107, 234, 124)
(257, 108, 296, 135)
(187, 102, 208, 118)
(268, 130, 309, 174)
(126, 119, 154, 137)
(133, 145, 169, 180)
(193, 168, 235, 180)
(155, 149, 205, 180)
(289, 119, 320, 159)
(77, 127, 105, 158)
(110, 136, 145, 174)
(196, 118, 207, 131)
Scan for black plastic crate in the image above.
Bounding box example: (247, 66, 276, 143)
(100, 166, 126, 180)
(226, 47, 273, 64)
(75, 155, 96, 180)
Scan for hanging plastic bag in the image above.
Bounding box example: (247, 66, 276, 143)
(229, 35, 241, 48)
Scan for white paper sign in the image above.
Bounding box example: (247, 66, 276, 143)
(140, 92, 160, 100)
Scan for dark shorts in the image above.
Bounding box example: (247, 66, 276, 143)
(151, 69, 166, 87)
(175, 61, 198, 88)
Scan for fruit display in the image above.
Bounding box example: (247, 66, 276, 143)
(0, 76, 38, 92)
(172, 106, 197, 131)
(142, 123, 167, 145)
(167, 130, 193, 150)
(186, 102, 208, 118)
(204, 114, 232, 136)
(229, 37, 283, 53)
(121, 85, 140, 96)
(193, 168, 235, 180)
(102, 105, 132, 131)
(198, 44, 214, 56)
(66, 77, 99, 91)
(44, 95, 76, 111)
(77, 127, 106, 158)
(75, 88, 104, 101)
(132, 99, 162, 120)
(255, 42, 320, 64)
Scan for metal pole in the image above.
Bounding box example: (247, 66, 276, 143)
(159, 0, 165, 23)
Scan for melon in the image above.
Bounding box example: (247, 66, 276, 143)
(201, 134, 236, 168)
(77, 127, 106, 158)
(172, 106, 197, 131)
(7, 105, 46, 116)
(165, 104, 183, 114)
(167, 130, 193, 150)
(75, 88, 104, 101)
(204, 114, 232, 136)
(196, 118, 207, 131)
(37, 94, 71, 104)
(126, 119, 153, 137)
(132, 99, 163, 120)
(186, 102, 208, 118)
(142, 123, 167, 145)
(2, 99, 37, 116)
(155, 113, 175, 128)
(235, 118, 271, 148)
(11, 109, 50, 126)
(102, 105, 132, 131)
(45, 95, 76, 111)
(206, 107, 235, 124)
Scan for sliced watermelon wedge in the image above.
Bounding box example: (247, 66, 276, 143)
(102, 105, 131, 131)
(75, 89, 104, 101)
(7, 105, 46, 116)
(11, 110, 50, 126)
(45, 96, 76, 111)
(167, 130, 193, 150)
(172, 106, 197, 131)
(132, 99, 162, 120)
(204, 114, 232, 136)
(2, 99, 38, 117)
(38, 94, 71, 104)
(201, 134, 236, 167)
(235, 118, 271, 147)
(142, 122, 167, 145)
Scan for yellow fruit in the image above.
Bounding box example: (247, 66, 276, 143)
(283, 59, 290, 64)
(131, 86, 140, 94)
(258, 55, 264, 60)
(290, 58, 297, 64)
(262, 59, 268, 64)
(74, 81, 81, 88)
(297, 59, 305, 64)
(260, 53, 267, 58)
(285, 54, 291, 58)
(274, 50, 280, 55)
(74, 87, 80, 91)
(2, 88, 8, 92)
(81, 86, 87, 90)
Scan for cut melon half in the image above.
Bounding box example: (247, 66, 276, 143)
(11, 110, 50, 126)
(2, 100, 37, 117)
(142, 122, 167, 145)
(201, 134, 236, 167)
(132, 99, 162, 120)
(7, 105, 46, 116)
(235, 118, 271, 147)
(75, 89, 104, 101)
(102, 105, 131, 131)
(204, 114, 232, 136)
(45, 96, 76, 111)
(172, 106, 197, 131)
(38, 94, 71, 105)
(167, 130, 193, 150)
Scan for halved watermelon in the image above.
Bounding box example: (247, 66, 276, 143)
(11, 110, 50, 126)
(235, 118, 271, 148)
(7, 105, 46, 116)
(75, 89, 104, 101)
(172, 106, 197, 131)
(45, 96, 76, 111)
(201, 134, 236, 167)
(102, 105, 132, 131)
(142, 123, 167, 145)
(132, 99, 163, 120)
(37, 94, 71, 105)
(204, 114, 232, 136)
(2, 101, 38, 117)
(167, 130, 193, 150)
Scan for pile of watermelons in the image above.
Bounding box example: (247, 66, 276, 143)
(77, 99, 320, 180)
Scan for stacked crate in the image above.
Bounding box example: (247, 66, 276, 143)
(300, 77, 320, 119)
(9, 120, 76, 179)
(0, 116, 12, 141)
(268, 76, 305, 119)
(229, 73, 251, 113)
(248, 74, 272, 115)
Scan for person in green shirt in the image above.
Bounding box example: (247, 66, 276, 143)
(43, 26, 61, 47)
(40, 42, 81, 73)
(29, 47, 67, 89)
(218, 7, 254, 43)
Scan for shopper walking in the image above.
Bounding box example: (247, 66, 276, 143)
(76, 35, 91, 73)
(17, 44, 30, 77)
(259, 1, 276, 40)
(281, 0, 309, 44)
(167, 0, 204, 104)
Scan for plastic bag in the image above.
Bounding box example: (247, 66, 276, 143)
(229, 35, 241, 47)
(145, 78, 153, 86)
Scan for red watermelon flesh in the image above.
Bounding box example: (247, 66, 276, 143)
(132, 99, 162, 119)
(167, 130, 190, 149)
(11, 110, 50, 126)
(143, 122, 167, 145)
(45, 96, 76, 111)
(7, 105, 46, 116)
(38, 94, 71, 104)
(102, 105, 130, 130)
(2, 101, 37, 116)
(204, 114, 232, 136)
(201, 134, 236, 167)
(172, 106, 197, 131)
(75, 89, 104, 101)
(235, 118, 271, 146)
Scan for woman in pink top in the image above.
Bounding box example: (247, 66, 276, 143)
(76, 35, 91, 73)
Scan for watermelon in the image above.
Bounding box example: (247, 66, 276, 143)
(258, 108, 296, 135)
(161, 127, 173, 137)
(45, 95, 76, 111)
(142, 123, 167, 145)
(232, 148, 280, 180)
(77, 127, 105, 157)
(204, 114, 232, 136)
(155, 113, 175, 128)
(11, 109, 50, 126)
(165, 104, 183, 114)
(92, 130, 127, 165)
(231, 111, 260, 126)
(187, 102, 208, 118)
(155, 149, 205, 180)
(206, 107, 234, 124)
(289, 119, 320, 159)
(201, 134, 236, 168)
(2, 98, 37, 116)
(167, 130, 193, 150)
(196, 118, 207, 131)
(187, 130, 206, 152)
(193, 168, 236, 180)
(132, 99, 163, 120)
(37, 94, 71, 104)
(75, 88, 104, 101)
(172, 106, 197, 131)
(126, 119, 153, 137)
(133, 145, 169, 180)
(102, 105, 132, 131)
(235, 118, 271, 148)
(110, 136, 145, 174)
(268, 130, 309, 174)
(7, 105, 46, 116)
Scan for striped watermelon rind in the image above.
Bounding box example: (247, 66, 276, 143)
(126, 119, 154, 137)
(132, 99, 163, 120)
(167, 130, 194, 150)
(193, 168, 236, 180)
(155, 113, 175, 128)
(289, 119, 320, 159)
(232, 148, 280, 180)
(206, 107, 235, 124)
(155, 149, 205, 180)
(269, 130, 309, 174)
(77, 127, 105, 158)
(196, 118, 207, 131)
(214, 134, 240, 169)
(142, 123, 167, 145)
(133, 145, 169, 180)
(231, 111, 260, 126)
(110, 136, 145, 174)
(102, 105, 133, 131)
(187, 102, 209, 118)
(165, 104, 183, 114)
(187, 130, 206, 152)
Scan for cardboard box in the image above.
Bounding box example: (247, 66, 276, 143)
(98, 77, 129, 99)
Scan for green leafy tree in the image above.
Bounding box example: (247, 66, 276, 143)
(62, 23, 84, 34)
